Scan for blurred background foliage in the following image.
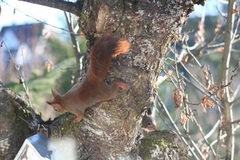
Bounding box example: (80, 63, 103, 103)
(4, 34, 87, 117)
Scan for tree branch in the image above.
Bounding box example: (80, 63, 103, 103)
(19, 0, 84, 15)
(219, 0, 235, 159)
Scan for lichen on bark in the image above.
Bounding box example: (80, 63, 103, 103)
(140, 131, 188, 160)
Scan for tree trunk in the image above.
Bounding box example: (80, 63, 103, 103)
(1, 0, 205, 159)
(0, 85, 34, 159)
(53, 0, 200, 159)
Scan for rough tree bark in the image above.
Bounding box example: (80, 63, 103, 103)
(1, 0, 205, 159)
(0, 84, 34, 159)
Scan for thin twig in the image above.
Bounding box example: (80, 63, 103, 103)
(169, 46, 207, 92)
(18, 0, 83, 15)
(190, 107, 216, 156)
(1, 0, 78, 35)
(156, 96, 205, 160)
(211, 125, 240, 148)
(167, 65, 223, 108)
(63, 11, 82, 78)
(2, 41, 38, 128)
(230, 82, 240, 103)
(198, 120, 220, 143)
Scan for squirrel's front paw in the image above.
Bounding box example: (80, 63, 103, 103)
(120, 83, 129, 90)
(114, 81, 129, 90)
(73, 117, 82, 123)
(73, 112, 83, 123)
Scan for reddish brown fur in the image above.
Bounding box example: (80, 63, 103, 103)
(47, 35, 130, 123)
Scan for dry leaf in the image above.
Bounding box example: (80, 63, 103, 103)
(172, 88, 184, 110)
(179, 111, 188, 127)
(215, 24, 222, 33)
(195, 20, 205, 43)
(208, 83, 220, 95)
(217, 47, 224, 53)
(201, 95, 214, 112)
(219, 88, 225, 99)
(203, 67, 210, 89)
(232, 9, 238, 14)
(179, 79, 186, 90)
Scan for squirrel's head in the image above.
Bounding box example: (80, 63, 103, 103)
(47, 89, 65, 113)
(141, 108, 157, 134)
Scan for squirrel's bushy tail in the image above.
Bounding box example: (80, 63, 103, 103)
(88, 35, 130, 78)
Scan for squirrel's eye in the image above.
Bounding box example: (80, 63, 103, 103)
(54, 108, 59, 112)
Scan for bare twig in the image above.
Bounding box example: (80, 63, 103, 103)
(161, 1, 240, 159)
(1, 41, 38, 128)
(211, 125, 240, 148)
(198, 120, 220, 143)
(185, 25, 224, 63)
(169, 46, 207, 92)
(231, 96, 240, 104)
(1, 0, 77, 35)
(221, 119, 240, 129)
(63, 11, 82, 78)
(230, 81, 240, 103)
(18, 0, 83, 15)
(184, 44, 203, 68)
(155, 96, 206, 160)
(189, 106, 216, 156)
(219, 0, 236, 159)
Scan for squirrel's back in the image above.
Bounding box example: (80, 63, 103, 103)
(88, 35, 130, 78)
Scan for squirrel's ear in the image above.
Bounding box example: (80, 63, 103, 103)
(46, 100, 54, 105)
(145, 108, 152, 116)
(51, 88, 60, 98)
(47, 100, 60, 105)
(47, 89, 60, 105)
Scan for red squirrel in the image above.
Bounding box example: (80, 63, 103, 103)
(47, 35, 130, 123)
